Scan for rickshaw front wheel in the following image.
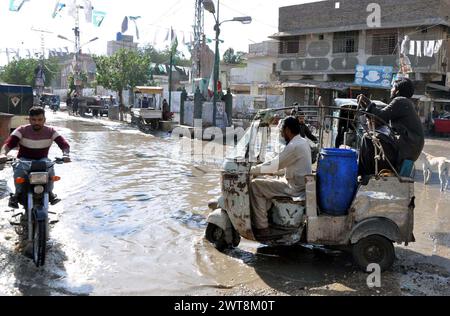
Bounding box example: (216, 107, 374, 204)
(352, 235, 395, 272)
(205, 223, 228, 251)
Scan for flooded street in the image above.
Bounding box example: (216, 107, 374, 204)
(1, 112, 450, 296)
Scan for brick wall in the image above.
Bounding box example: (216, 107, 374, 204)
(279, 0, 449, 32)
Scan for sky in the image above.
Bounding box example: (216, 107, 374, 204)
(0, 0, 319, 65)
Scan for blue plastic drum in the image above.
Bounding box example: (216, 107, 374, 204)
(317, 148, 359, 216)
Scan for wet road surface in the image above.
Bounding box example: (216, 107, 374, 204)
(1, 112, 450, 296)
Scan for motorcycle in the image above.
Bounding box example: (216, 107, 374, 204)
(50, 104, 59, 113)
(8, 158, 66, 267)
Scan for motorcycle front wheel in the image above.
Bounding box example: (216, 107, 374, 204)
(32, 220, 47, 267)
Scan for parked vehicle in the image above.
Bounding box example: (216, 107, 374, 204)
(131, 86, 164, 130)
(0, 84, 34, 131)
(205, 103, 415, 272)
(98, 96, 117, 117)
(8, 158, 66, 267)
(40, 93, 60, 110)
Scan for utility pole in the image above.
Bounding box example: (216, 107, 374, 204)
(212, 0, 220, 127)
(169, 27, 174, 112)
(192, 0, 205, 92)
(73, 3, 82, 96)
(31, 27, 54, 97)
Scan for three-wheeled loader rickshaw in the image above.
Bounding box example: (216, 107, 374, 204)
(130, 86, 164, 131)
(205, 100, 416, 271)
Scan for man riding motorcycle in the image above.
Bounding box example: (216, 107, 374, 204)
(0, 107, 71, 208)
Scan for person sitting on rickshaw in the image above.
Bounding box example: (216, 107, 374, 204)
(357, 78, 424, 172)
(358, 115, 398, 177)
(250, 117, 312, 239)
(142, 97, 150, 109)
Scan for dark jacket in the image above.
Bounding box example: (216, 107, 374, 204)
(299, 124, 318, 143)
(367, 97, 424, 162)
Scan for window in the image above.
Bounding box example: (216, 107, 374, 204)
(319, 34, 324, 40)
(372, 33, 398, 55)
(279, 36, 306, 55)
(333, 31, 359, 54)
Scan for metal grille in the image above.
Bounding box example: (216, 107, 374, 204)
(333, 31, 359, 54)
(371, 33, 398, 55)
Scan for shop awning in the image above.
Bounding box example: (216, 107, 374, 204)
(134, 86, 164, 95)
(412, 95, 433, 102)
(281, 81, 351, 91)
(426, 83, 450, 92)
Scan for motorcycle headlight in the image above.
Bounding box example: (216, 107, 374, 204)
(29, 172, 49, 185)
(34, 185, 45, 195)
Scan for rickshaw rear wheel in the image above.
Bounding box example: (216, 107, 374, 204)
(205, 223, 228, 251)
(352, 235, 395, 272)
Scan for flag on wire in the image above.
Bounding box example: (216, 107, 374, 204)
(170, 28, 178, 54)
(83, 0, 93, 23)
(129, 16, 141, 40)
(9, 0, 29, 12)
(92, 10, 106, 27)
(52, 1, 65, 18)
(121, 16, 129, 34)
(66, 0, 77, 18)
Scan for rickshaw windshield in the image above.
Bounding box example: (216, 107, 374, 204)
(229, 120, 261, 160)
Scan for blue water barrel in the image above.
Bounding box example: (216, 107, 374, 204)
(317, 148, 358, 216)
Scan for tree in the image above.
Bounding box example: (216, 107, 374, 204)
(0, 58, 59, 87)
(223, 48, 245, 64)
(142, 45, 191, 67)
(93, 48, 151, 120)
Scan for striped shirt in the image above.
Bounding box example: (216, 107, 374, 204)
(5, 125, 70, 160)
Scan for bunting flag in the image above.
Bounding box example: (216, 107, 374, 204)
(170, 28, 178, 53)
(164, 29, 170, 42)
(121, 16, 129, 34)
(152, 29, 159, 45)
(129, 16, 141, 40)
(66, 0, 77, 18)
(83, 0, 93, 23)
(9, 0, 29, 12)
(92, 10, 106, 27)
(52, 1, 65, 18)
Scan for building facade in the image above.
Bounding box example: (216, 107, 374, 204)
(271, 0, 450, 125)
(107, 34, 138, 56)
(54, 53, 96, 90)
(229, 40, 281, 96)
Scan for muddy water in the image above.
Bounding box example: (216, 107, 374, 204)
(0, 113, 224, 295)
(1, 113, 450, 296)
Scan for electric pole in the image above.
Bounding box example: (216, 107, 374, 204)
(191, 0, 205, 92)
(31, 27, 54, 97)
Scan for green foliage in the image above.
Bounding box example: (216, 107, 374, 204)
(93, 48, 151, 104)
(142, 45, 191, 67)
(0, 58, 59, 87)
(223, 48, 245, 64)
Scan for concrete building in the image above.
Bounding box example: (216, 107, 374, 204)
(54, 53, 96, 90)
(229, 40, 282, 96)
(271, 0, 450, 125)
(107, 34, 138, 56)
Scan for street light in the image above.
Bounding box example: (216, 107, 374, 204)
(203, 0, 252, 126)
(57, 34, 99, 95)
